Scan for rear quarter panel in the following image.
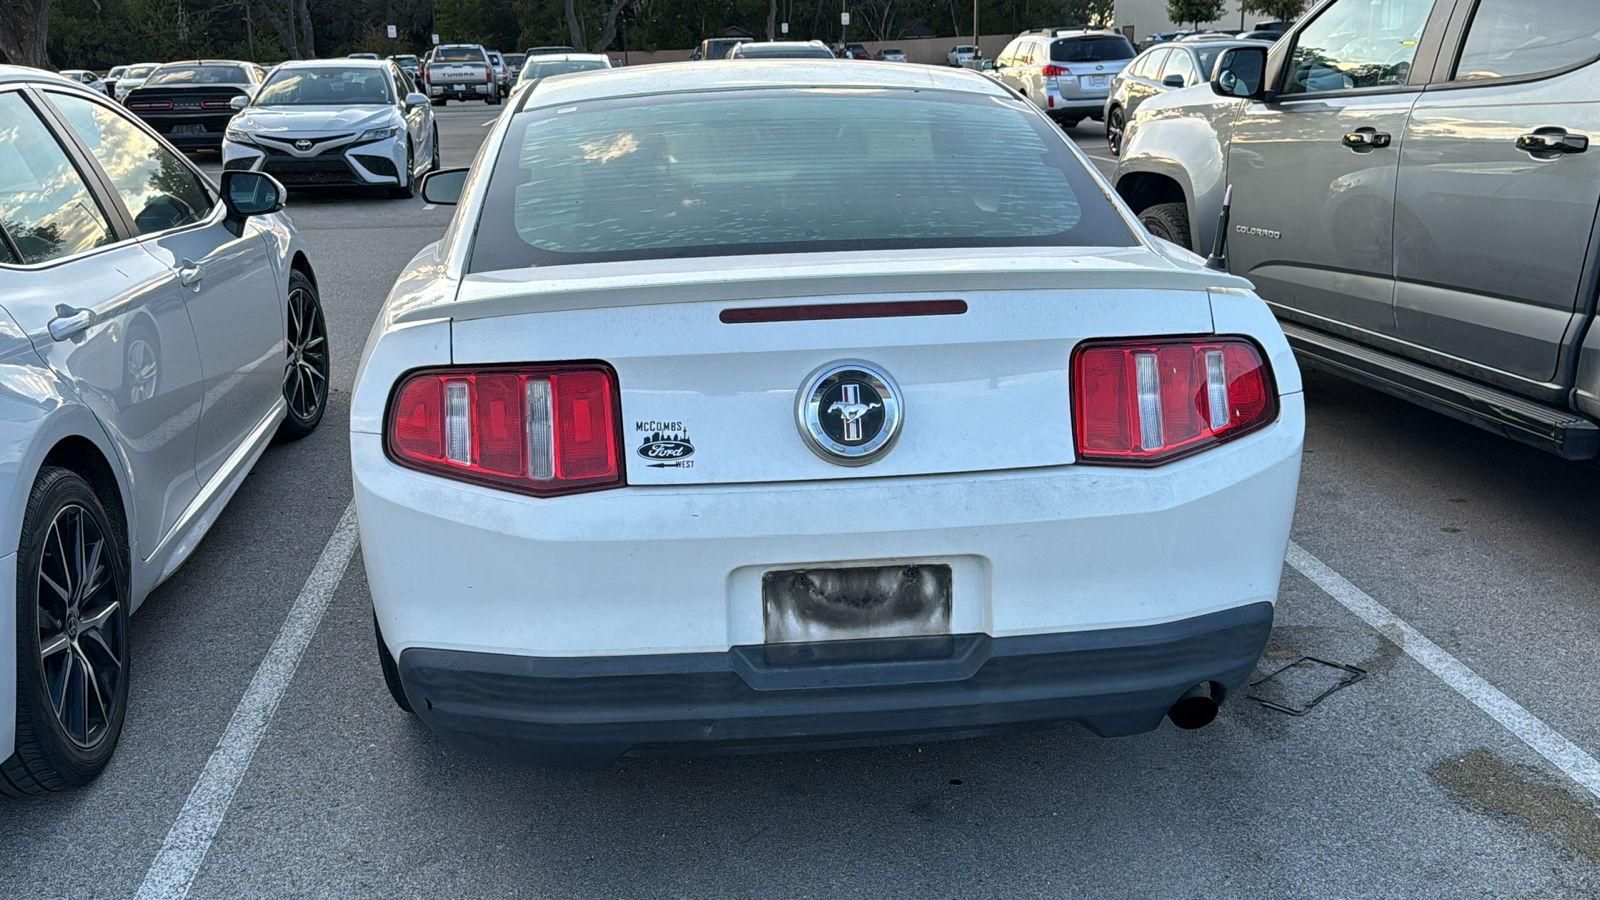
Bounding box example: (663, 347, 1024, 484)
(1115, 88, 1244, 255)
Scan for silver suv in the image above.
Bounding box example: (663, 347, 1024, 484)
(1112, 0, 1600, 460)
(993, 30, 1136, 128)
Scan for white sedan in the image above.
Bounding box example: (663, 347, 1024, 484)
(221, 59, 438, 199)
(351, 60, 1304, 769)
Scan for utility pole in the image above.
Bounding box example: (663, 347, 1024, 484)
(972, 0, 979, 62)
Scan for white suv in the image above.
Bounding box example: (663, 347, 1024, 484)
(994, 30, 1137, 128)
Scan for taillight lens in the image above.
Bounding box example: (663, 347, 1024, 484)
(385, 365, 623, 496)
(200, 97, 233, 109)
(1072, 337, 1276, 465)
(1040, 65, 1069, 78)
(127, 99, 172, 110)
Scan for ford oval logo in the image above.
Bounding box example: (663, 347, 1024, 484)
(638, 439, 694, 460)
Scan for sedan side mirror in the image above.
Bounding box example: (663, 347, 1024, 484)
(221, 171, 285, 224)
(1211, 45, 1268, 100)
(1163, 73, 1187, 88)
(420, 167, 469, 205)
(405, 91, 429, 111)
(229, 95, 249, 110)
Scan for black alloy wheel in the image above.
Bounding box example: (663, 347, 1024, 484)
(1, 467, 129, 795)
(1107, 105, 1125, 156)
(430, 126, 440, 171)
(277, 270, 329, 441)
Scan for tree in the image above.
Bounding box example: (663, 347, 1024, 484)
(0, 0, 54, 68)
(1240, 0, 1305, 25)
(1166, 0, 1226, 29)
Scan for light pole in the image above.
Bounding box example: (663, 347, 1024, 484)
(972, 0, 979, 62)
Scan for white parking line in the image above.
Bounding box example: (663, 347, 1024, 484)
(1287, 541, 1600, 802)
(134, 502, 360, 900)
(422, 204, 436, 211)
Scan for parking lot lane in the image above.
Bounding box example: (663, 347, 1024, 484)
(181, 562, 1600, 898)
(0, 106, 486, 900)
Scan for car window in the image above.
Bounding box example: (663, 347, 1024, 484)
(0, 92, 116, 265)
(1282, 0, 1433, 94)
(1454, 0, 1600, 80)
(1195, 46, 1227, 79)
(254, 66, 394, 105)
(435, 47, 486, 63)
(145, 64, 252, 86)
(47, 92, 214, 236)
(473, 88, 1134, 271)
(1138, 49, 1171, 79)
(1051, 36, 1136, 62)
(1162, 49, 1198, 85)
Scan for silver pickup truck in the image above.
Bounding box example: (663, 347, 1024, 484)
(425, 44, 499, 105)
(1112, 0, 1600, 460)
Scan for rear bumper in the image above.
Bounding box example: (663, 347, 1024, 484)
(398, 601, 1274, 767)
(428, 82, 493, 98)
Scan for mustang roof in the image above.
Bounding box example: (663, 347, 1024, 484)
(519, 59, 1012, 109)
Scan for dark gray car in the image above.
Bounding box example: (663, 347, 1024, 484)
(1113, 0, 1600, 460)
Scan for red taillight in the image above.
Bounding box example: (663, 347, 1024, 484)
(201, 98, 233, 109)
(128, 99, 172, 110)
(1040, 65, 1070, 78)
(1072, 337, 1276, 465)
(385, 365, 623, 496)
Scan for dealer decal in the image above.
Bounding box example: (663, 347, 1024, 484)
(636, 421, 695, 468)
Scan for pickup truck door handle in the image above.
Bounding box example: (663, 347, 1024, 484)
(178, 258, 205, 289)
(1342, 128, 1391, 150)
(1517, 129, 1589, 157)
(48, 307, 94, 342)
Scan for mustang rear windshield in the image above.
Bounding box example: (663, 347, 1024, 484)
(470, 89, 1134, 271)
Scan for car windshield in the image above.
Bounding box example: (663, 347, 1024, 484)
(521, 59, 610, 83)
(124, 65, 158, 79)
(1051, 36, 1136, 62)
(471, 88, 1133, 271)
(737, 45, 834, 58)
(434, 47, 485, 63)
(253, 67, 392, 106)
(146, 64, 250, 86)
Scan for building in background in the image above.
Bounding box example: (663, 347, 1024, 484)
(1113, 0, 1274, 42)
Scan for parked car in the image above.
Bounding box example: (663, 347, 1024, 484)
(837, 43, 871, 60)
(1114, 0, 1600, 461)
(1139, 32, 1184, 51)
(0, 65, 327, 794)
(356, 60, 1303, 769)
(727, 41, 835, 60)
(691, 37, 754, 60)
(112, 62, 160, 100)
(487, 51, 510, 96)
(1104, 40, 1263, 155)
(992, 29, 1135, 128)
(58, 70, 109, 96)
(102, 64, 128, 96)
(1236, 30, 1285, 41)
(515, 53, 613, 92)
(222, 58, 438, 198)
(875, 48, 908, 62)
(1177, 32, 1244, 42)
(390, 54, 422, 83)
(501, 53, 526, 86)
(121, 60, 265, 152)
(423, 44, 498, 105)
(524, 45, 577, 58)
(947, 44, 980, 66)
(348, 52, 380, 60)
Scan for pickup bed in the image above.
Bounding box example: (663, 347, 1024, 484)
(425, 44, 499, 105)
(1111, 0, 1600, 460)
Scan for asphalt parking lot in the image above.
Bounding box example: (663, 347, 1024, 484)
(5, 104, 1600, 899)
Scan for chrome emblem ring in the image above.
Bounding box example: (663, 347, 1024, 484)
(294, 139, 312, 151)
(797, 361, 903, 465)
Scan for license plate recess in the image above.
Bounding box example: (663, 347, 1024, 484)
(762, 563, 952, 645)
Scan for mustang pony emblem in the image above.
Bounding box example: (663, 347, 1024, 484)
(828, 384, 881, 443)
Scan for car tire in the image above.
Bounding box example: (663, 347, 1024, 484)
(388, 142, 415, 199)
(486, 93, 501, 106)
(1107, 105, 1125, 156)
(430, 126, 440, 171)
(1059, 118, 1081, 129)
(1140, 202, 1193, 251)
(276, 270, 329, 442)
(1, 467, 130, 796)
(431, 97, 445, 107)
(373, 613, 413, 714)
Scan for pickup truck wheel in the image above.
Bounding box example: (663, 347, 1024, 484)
(1140, 202, 1192, 251)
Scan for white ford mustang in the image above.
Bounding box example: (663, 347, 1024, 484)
(350, 61, 1304, 768)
